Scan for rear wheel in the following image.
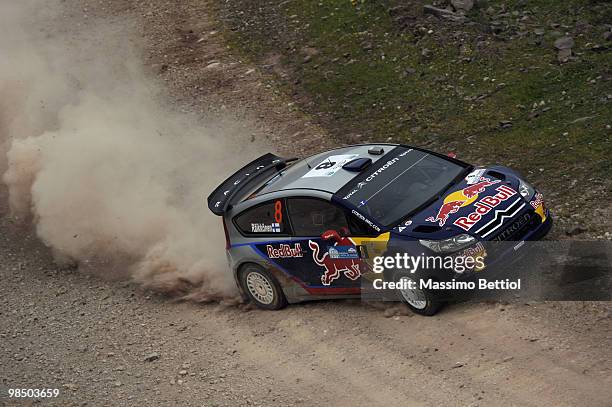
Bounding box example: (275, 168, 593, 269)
(239, 264, 287, 310)
(394, 273, 443, 316)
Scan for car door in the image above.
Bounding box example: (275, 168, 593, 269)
(243, 197, 389, 293)
(284, 197, 366, 291)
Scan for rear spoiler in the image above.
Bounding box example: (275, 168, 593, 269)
(207, 153, 296, 216)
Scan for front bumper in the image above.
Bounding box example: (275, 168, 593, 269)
(444, 212, 553, 300)
(526, 210, 553, 241)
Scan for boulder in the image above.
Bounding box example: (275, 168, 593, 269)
(451, 0, 474, 12)
(554, 36, 574, 50)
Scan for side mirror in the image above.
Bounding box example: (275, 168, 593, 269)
(321, 229, 341, 243)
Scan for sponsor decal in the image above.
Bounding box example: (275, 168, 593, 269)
(303, 154, 359, 178)
(491, 212, 531, 241)
(529, 191, 547, 222)
(343, 188, 359, 200)
(364, 158, 400, 183)
(351, 209, 381, 232)
(426, 177, 501, 227)
(342, 150, 413, 199)
(251, 223, 281, 233)
(343, 181, 367, 200)
(530, 192, 544, 210)
(465, 168, 486, 185)
(308, 239, 362, 285)
(463, 242, 485, 258)
(266, 243, 303, 258)
(462, 242, 487, 271)
(396, 218, 413, 233)
(213, 160, 281, 210)
(454, 185, 517, 231)
(328, 246, 360, 259)
(475, 197, 525, 238)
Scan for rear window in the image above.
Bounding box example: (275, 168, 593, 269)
(234, 200, 289, 235)
(336, 147, 467, 227)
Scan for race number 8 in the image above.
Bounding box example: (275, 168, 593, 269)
(274, 200, 283, 223)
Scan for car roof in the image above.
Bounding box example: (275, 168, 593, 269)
(253, 144, 394, 197)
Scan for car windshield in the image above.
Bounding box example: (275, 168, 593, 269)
(336, 147, 468, 227)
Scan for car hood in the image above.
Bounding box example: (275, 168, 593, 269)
(392, 167, 527, 240)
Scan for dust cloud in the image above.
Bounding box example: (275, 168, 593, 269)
(0, 1, 259, 301)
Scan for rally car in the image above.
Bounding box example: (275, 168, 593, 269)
(207, 144, 552, 315)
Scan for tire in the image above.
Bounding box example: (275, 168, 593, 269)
(393, 272, 443, 316)
(239, 264, 287, 310)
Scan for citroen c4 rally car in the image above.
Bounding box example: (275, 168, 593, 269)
(207, 144, 552, 315)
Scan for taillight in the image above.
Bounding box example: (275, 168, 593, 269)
(222, 217, 231, 250)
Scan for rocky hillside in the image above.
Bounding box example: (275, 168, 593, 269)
(217, 0, 611, 238)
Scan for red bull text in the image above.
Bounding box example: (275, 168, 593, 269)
(453, 185, 517, 231)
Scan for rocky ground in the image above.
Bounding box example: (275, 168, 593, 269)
(218, 0, 612, 240)
(1, 0, 611, 406)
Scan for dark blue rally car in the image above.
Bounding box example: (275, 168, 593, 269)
(207, 144, 552, 315)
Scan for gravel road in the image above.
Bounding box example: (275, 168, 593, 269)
(1, 1, 610, 406)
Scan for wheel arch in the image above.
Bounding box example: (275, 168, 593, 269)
(234, 261, 264, 299)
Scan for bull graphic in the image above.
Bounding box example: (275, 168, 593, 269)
(462, 177, 499, 198)
(308, 239, 362, 286)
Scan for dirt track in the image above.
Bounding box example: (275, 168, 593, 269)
(1, 1, 611, 406)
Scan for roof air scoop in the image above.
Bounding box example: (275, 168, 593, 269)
(343, 157, 372, 172)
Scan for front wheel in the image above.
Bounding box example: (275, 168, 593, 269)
(239, 264, 287, 310)
(394, 273, 443, 316)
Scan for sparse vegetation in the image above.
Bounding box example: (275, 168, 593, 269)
(218, 0, 611, 236)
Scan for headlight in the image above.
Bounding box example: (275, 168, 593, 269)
(419, 234, 476, 253)
(518, 178, 535, 199)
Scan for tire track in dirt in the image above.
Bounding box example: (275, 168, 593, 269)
(173, 300, 610, 406)
(364, 306, 611, 406)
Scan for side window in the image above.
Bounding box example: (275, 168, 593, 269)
(287, 198, 349, 236)
(234, 199, 288, 235)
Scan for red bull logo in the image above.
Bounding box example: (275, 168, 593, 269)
(308, 239, 362, 286)
(462, 178, 500, 198)
(426, 177, 500, 226)
(530, 192, 544, 210)
(266, 243, 303, 259)
(454, 185, 517, 231)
